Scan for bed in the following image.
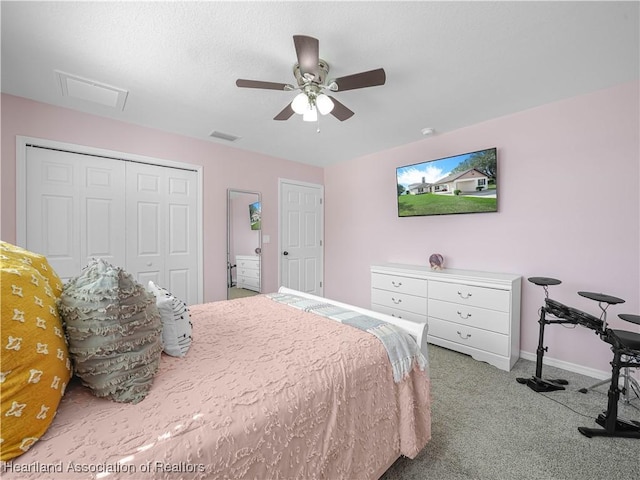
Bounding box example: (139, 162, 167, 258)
(2, 287, 431, 479)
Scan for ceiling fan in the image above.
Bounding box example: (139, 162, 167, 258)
(236, 35, 386, 123)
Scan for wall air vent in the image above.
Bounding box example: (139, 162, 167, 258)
(209, 130, 241, 142)
(55, 70, 128, 110)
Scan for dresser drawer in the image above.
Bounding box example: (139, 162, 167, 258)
(371, 273, 427, 297)
(238, 276, 260, 290)
(238, 268, 260, 280)
(237, 258, 260, 270)
(371, 303, 426, 325)
(428, 317, 509, 357)
(371, 288, 427, 316)
(429, 280, 510, 312)
(428, 299, 509, 334)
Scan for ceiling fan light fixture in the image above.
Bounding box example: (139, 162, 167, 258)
(303, 106, 318, 122)
(316, 94, 334, 115)
(235, 35, 385, 125)
(291, 92, 309, 114)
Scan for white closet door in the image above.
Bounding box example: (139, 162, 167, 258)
(24, 145, 199, 305)
(25, 147, 126, 281)
(126, 161, 198, 305)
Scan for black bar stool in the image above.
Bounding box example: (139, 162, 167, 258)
(578, 314, 640, 438)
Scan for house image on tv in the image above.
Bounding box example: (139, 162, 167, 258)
(430, 168, 490, 194)
(407, 177, 432, 194)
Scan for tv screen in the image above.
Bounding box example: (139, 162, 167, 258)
(249, 201, 261, 230)
(396, 147, 497, 217)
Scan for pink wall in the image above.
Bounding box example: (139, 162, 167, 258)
(2, 83, 638, 375)
(0, 94, 323, 302)
(324, 81, 640, 375)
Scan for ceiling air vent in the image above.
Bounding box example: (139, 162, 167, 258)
(55, 70, 128, 110)
(209, 130, 241, 142)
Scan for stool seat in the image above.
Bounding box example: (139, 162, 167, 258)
(619, 314, 640, 326)
(578, 291, 625, 305)
(528, 277, 561, 287)
(609, 329, 640, 353)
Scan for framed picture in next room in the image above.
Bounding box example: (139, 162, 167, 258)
(249, 201, 261, 230)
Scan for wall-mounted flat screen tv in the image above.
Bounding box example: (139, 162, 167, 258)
(396, 147, 497, 217)
(249, 201, 261, 230)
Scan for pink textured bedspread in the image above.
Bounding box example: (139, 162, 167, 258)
(3, 296, 431, 479)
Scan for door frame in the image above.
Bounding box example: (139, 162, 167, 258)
(277, 178, 324, 295)
(15, 135, 204, 303)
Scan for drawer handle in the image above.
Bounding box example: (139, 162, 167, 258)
(391, 281, 403, 288)
(391, 313, 402, 319)
(391, 297, 402, 304)
(457, 291, 472, 299)
(457, 331, 472, 340)
(457, 311, 472, 319)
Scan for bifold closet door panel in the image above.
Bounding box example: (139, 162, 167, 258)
(25, 146, 199, 305)
(125, 161, 198, 305)
(25, 147, 126, 281)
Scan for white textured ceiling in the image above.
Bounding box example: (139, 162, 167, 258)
(2, 1, 638, 167)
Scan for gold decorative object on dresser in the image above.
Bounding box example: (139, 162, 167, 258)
(371, 263, 521, 371)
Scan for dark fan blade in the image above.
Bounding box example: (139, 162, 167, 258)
(328, 96, 354, 121)
(274, 103, 295, 121)
(333, 68, 386, 91)
(293, 35, 319, 78)
(236, 79, 293, 90)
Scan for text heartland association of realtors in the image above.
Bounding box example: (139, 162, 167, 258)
(1, 460, 206, 474)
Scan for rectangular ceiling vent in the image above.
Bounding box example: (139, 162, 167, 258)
(55, 70, 128, 110)
(209, 130, 241, 142)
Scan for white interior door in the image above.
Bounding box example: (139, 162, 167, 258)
(279, 180, 324, 295)
(25, 146, 126, 281)
(126, 161, 198, 305)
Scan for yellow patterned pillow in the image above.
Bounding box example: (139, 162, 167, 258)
(0, 241, 71, 461)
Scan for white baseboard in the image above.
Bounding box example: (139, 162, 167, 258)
(519, 350, 610, 381)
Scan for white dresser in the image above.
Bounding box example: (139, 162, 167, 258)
(236, 255, 260, 292)
(371, 263, 521, 371)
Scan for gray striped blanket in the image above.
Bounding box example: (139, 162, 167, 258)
(267, 293, 427, 382)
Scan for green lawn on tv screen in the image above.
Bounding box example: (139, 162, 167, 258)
(398, 193, 497, 216)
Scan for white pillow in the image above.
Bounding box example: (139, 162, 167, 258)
(147, 281, 192, 357)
